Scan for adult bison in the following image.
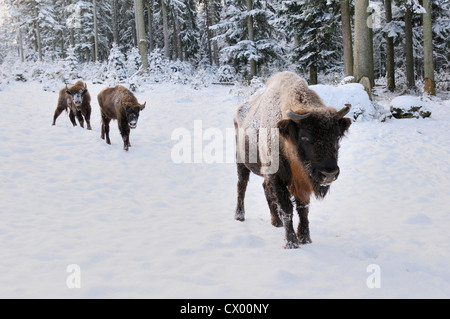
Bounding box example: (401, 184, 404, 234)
(234, 71, 352, 249)
(97, 85, 146, 151)
(52, 80, 92, 130)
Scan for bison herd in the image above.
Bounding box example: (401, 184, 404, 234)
(52, 71, 351, 249)
(52, 81, 145, 151)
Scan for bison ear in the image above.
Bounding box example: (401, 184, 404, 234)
(140, 102, 146, 110)
(65, 84, 71, 95)
(338, 117, 352, 136)
(276, 119, 298, 140)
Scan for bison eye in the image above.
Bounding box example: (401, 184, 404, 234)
(300, 136, 310, 143)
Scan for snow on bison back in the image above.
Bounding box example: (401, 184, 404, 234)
(234, 71, 352, 249)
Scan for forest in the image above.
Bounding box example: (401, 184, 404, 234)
(0, 0, 449, 94)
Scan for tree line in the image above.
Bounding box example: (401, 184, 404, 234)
(1, 0, 449, 94)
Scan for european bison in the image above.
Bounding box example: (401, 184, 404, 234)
(97, 85, 146, 151)
(234, 71, 352, 249)
(52, 80, 92, 130)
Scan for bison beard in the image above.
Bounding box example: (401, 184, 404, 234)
(234, 71, 351, 249)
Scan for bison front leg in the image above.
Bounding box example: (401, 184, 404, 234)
(295, 200, 312, 244)
(264, 177, 299, 249)
(119, 119, 131, 151)
(235, 163, 250, 221)
(75, 111, 84, 128)
(69, 110, 77, 127)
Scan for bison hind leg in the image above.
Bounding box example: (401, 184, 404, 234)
(235, 163, 250, 221)
(263, 180, 283, 228)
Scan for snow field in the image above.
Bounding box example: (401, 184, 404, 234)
(0, 81, 449, 298)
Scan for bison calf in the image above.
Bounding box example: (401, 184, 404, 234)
(97, 85, 146, 151)
(52, 80, 92, 130)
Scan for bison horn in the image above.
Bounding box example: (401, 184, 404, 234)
(286, 109, 311, 122)
(337, 104, 351, 119)
(84, 82, 87, 90)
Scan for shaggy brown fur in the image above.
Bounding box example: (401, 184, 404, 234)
(52, 80, 92, 129)
(98, 85, 146, 151)
(234, 71, 352, 249)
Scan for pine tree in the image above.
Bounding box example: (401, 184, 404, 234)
(65, 45, 78, 80)
(125, 46, 141, 77)
(431, 0, 450, 73)
(178, 0, 200, 62)
(280, 0, 342, 84)
(107, 42, 127, 83)
(213, 0, 283, 79)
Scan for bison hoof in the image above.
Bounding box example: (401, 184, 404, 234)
(271, 217, 283, 228)
(298, 234, 312, 245)
(235, 211, 245, 222)
(284, 240, 300, 249)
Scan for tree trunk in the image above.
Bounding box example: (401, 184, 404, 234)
(212, 0, 219, 65)
(112, 0, 119, 45)
(33, 2, 42, 61)
(246, 0, 256, 78)
(204, 0, 213, 65)
(134, 0, 149, 72)
(405, 5, 415, 90)
(353, 0, 374, 97)
(309, 66, 317, 85)
(147, 1, 154, 52)
(18, 27, 24, 62)
(384, 0, 395, 91)
(340, 0, 353, 77)
(161, 0, 170, 59)
(171, 10, 183, 61)
(93, 0, 99, 62)
(422, 0, 435, 95)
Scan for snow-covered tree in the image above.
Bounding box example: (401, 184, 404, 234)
(277, 0, 342, 84)
(125, 46, 141, 77)
(213, 0, 284, 79)
(65, 45, 78, 80)
(107, 42, 126, 84)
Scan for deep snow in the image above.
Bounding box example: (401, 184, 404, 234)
(0, 81, 449, 298)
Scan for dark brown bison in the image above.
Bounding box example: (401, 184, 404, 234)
(234, 71, 352, 249)
(52, 80, 92, 130)
(97, 85, 146, 151)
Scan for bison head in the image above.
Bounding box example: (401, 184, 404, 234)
(276, 105, 352, 198)
(125, 102, 146, 129)
(66, 83, 87, 111)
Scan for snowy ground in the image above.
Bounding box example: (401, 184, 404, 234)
(0, 80, 449, 298)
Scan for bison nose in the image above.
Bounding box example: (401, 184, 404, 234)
(319, 167, 340, 184)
